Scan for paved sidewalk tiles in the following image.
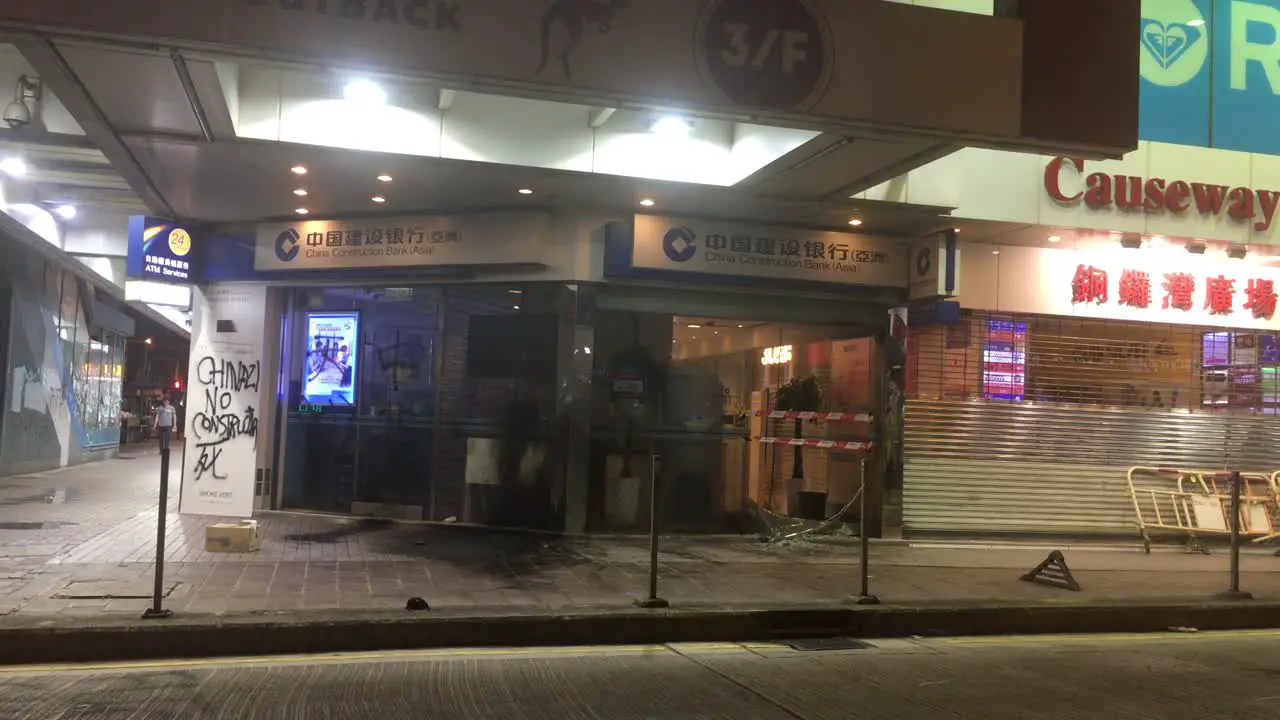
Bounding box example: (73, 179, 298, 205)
(2, 451, 1280, 622)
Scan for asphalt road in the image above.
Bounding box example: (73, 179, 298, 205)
(2, 631, 1278, 719)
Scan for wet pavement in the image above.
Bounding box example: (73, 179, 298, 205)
(3, 449, 1280, 620)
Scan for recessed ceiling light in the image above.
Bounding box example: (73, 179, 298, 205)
(371, 196, 386, 203)
(513, 305, 520, 310)
(991, 249, 1000, 255)
(509, 289, 523, 294)
(737, 324, 744, 328)
(1047, 235, 1061, 243)
(293, 188, 308, 196)
(0, 157, 28, 177)
(343, 79, 387, 105)
(651, 115, 693, 137)
(144, 337, 153, 345)
(518, 188, 534, 195)
(295, 208, 309, 215)
(847, 216, 864, 227)
(640, 198, 655, 207)
(54, 204, 77, 220)
(291, 165, 307, 175)
(687, 324, 701, 329)
(377, 174, 393, 183)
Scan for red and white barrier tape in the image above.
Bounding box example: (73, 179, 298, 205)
(757, 437, 871, 451)
(745, 411, 872, 422)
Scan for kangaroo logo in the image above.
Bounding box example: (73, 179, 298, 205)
(536, 0, 627, 80)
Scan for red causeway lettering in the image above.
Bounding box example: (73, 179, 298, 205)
(1044, 157, 1280, 232)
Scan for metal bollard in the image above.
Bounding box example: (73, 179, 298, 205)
(635, 452, 669, 609)
(853, 454, 880, 605)
(142, 447, 175, 619)
(1218, 471, 1253, 601)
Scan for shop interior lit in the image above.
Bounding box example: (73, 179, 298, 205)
(658, 316, 878, 529)
(275, 286, 885, 535)
(910, 313, 1280, 413)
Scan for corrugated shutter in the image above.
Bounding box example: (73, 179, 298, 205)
(903, 311, 1280, 537)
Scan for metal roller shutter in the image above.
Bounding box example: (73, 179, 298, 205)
(902, 312, 1280, 537)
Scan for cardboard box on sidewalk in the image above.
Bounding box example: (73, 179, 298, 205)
(205, 520, 261, 553)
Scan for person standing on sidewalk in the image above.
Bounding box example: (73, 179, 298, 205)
(154, 396, 176, 453)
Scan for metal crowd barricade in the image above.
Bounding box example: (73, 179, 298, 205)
(1127, 466, 1279, 553)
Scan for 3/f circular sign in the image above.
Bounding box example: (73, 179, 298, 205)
(697, 0, 831, 111)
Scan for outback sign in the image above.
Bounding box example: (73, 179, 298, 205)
(246, 0, 463, 30)
(1044, 156, 1280, 232)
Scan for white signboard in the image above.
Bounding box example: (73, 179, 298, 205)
(631, 215, 908, 288)
(963, 245, 1280, 332)
(254, 213, 548, 271)
(180, 285, 268, 518)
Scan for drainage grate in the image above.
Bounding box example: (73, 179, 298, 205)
(786, 637, 874, 652)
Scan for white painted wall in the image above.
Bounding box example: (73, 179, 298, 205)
(862, 142, 1280, 246)
(63, 214, 130, 256)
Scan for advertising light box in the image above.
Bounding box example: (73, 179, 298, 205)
(303, 312, 359, 409)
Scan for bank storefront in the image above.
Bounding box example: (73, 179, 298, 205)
(898, 142, 1280, 539)
(189, 211, 912, 533)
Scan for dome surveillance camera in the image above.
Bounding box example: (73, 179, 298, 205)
(2, 100, 31, 129)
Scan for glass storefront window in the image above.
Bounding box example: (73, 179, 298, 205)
(588, 311, 874, 533)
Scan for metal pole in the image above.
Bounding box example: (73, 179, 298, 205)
(854, 453, 880, 605)
(1219, 471, 1253, 601)
(635, 451, 669, 609)
(142, 445, 174, 619)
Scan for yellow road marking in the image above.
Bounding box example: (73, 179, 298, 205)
(939, 628, 1280, 646)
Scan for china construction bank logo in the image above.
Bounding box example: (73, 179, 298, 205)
(662, 226, 697, 263)
(1139, 1, 1207, 87)
(275, 228, 301, 262)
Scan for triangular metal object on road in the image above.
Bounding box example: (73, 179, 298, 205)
(1019, 550, 1081, 592)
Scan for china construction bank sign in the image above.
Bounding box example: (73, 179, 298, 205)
(1044, 156, 1280, 233)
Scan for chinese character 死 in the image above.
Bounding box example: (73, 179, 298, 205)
(803, 241, 825, 260)
(306, 232, 323, 247)
(828, 243, 849, 262)
(326, 230, 342, 247)
(1246, 279, 1278, 320)
(388, 228, 406, 244)
(780, 239, 801, 257)
(754, 237, 776, 255)
(408, 227, 426, 244)
(1071, 264, 1108, 304)
(730, 235, 751, 253)
(706, 234, 728, 250)
(1162, 272, 1195, 311)
(1118, 270, 1152, 308)
(1204, 275, 1235, 315)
